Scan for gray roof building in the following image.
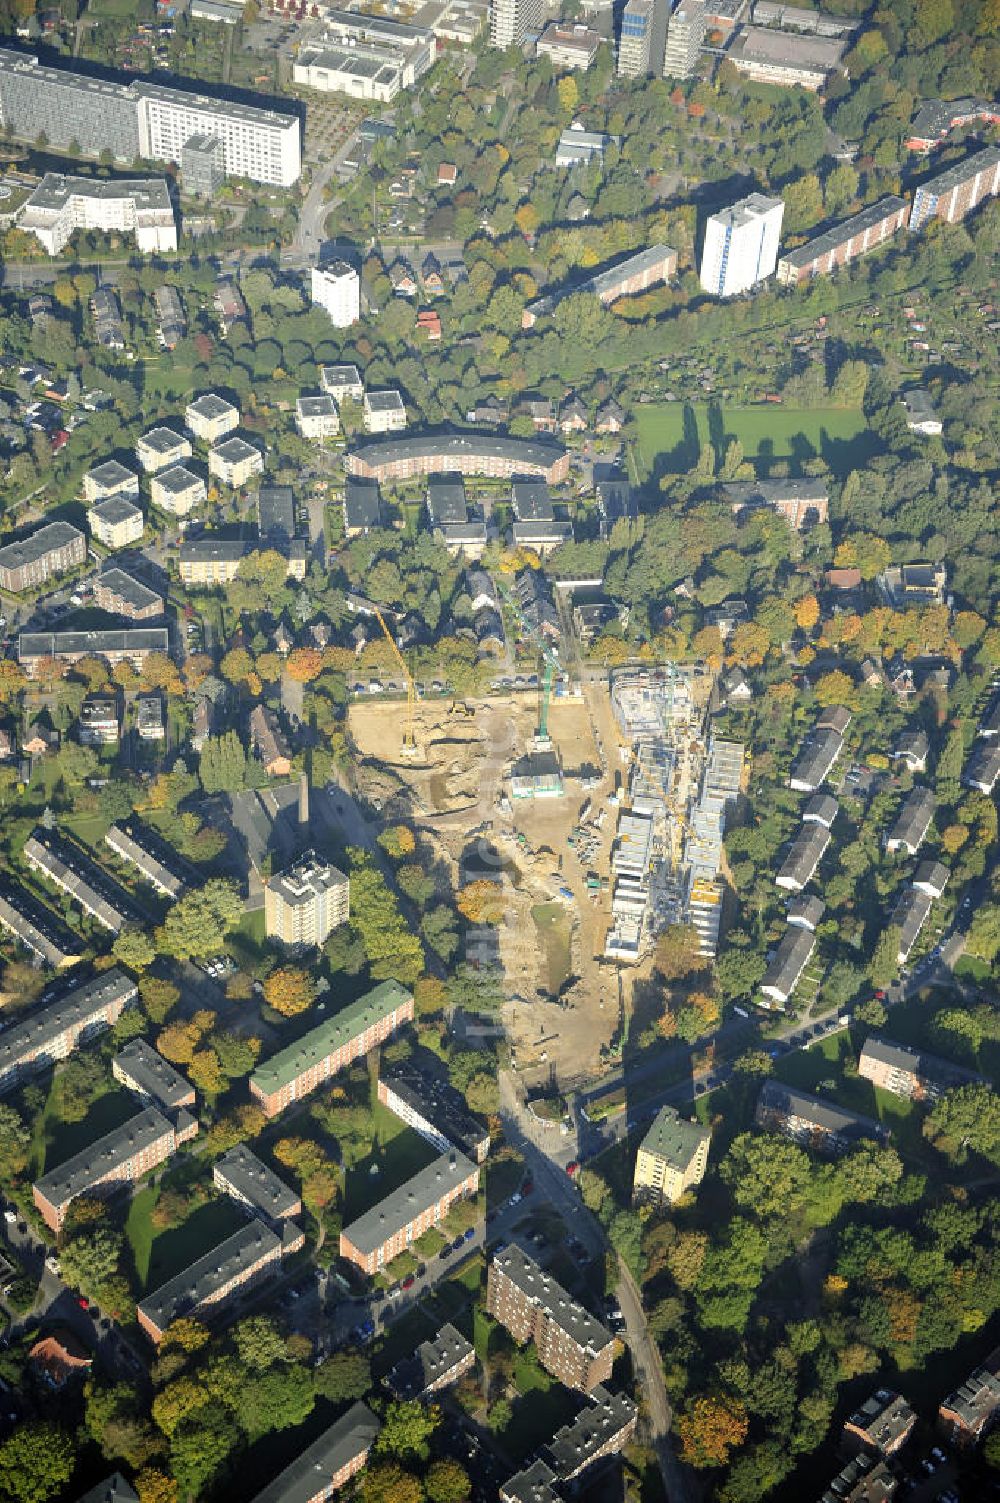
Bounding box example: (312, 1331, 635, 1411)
(789, 727, 845, 792)
(501, 1460, 560, 1503)
(912, 859, 948, 898)
(756, 1079, 887, 1151)
(104, 822, 185, 899)
(379, 1061, 491, 1163)
(95, 567, 163, 618)
(979, 696, 1000, 739)
(511, 479, 554, 521)
(843, 1387, 916, 1457)
(247, 1403, 380, 1503)
(786, 893, 825, 931)
(23, 829, 139, 933)
(340, 1150, 478, 1257)
(389, 1321, 476, 1399)
(34, 1106, 174, 1215)
(963, 741, 1000, 794)
(890, 885, 933, 963)
(819, 1451, 896, 1503)
(18, 628, 170, 665)
(0, 882, 78, 970)
(802, 793, 839, 828)
(760, 925, 816, 1005)
(939, 1345, 1000, 1443)
(0, 967, 136, 1093)
(113, 1040, 194, 1112)
(491, 1244, 612, 1361)
(892, 729, 930, 770)
(213, 1144, 301, 1222)
(343, 476, 382, 531)
(546, 1386, 638, 1481)
(427, 474, 468, 525)
(885, 786, 936, 854)
(74, 1475, 140, 1503)
(137, 1220, 283, 1337)
(859, 1034, 985, 1100)
(257, 485, 296, 541)
(776, 823, 831, 891)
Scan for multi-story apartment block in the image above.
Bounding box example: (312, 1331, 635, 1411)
(113, 1039, 195, 1114)
(151, 464, 207, 517)
(185, 392, 240, 443)
(906, 96, 1000, 153)
(776, 196, 909, 284)
(546, 1386, 639, 1482)
(487, 1246, 616, 1392)
(213, 1144, 302, 1224)
(311, 261, 360, 327)
(842, 1388, 916, 1457)
(137, 1221, 298, 1342)
(633, 1105, 710, 1205)
(248, 1404, 380, 1503)
(536, 22, 602, 69)
(136, 426, 192, 474)
(389, 1323, 476, 1400)
(0, 968, 137, 1096)
(378, 1062, 492, 1163)
(727, 25, 845, 88)
(939, 1347, 1000, 1447)
(137, 697, 165, 742)
(339, 1150, 479, 1274)
(617, 0, 668, 77)
(18, 627, 170, 676)
(0, 884, 80, 971)
(87, 496, 144, 550)
(18, 174, 177, 256)
(78, 697, 120, 747)
(722, 478, 829, 528)
(0, 521, 86, 593)
(23, 829, 139, 935)
(363, 389, 407, 434)
(489, 0, 543, 49)
(104, 822, 185, 900)
(909, 145, 1000, 231)
(818, 1452, 896, 1503)
(83, 460, 141, 505)
(858, 1035, 984, 1102)
(178, 538, 306, 586)
(700, 193, 784, 297)
(264, 852, 350, 950)
(34, 1106, 180, 1230)
(320, 364, 364, 404)
(0, 50, 301, 185)
(295, 395, 341, 440)
(756, 1080, 888, 1156)
(522, 244, 677, 326)
(208, 436, 264, 488)
(249, 980, 414, 1117)
(93, 567, 164, 622)
(346, 434, 570, 485)
(662, 0, 705, 78)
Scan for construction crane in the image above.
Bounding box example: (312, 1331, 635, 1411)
(373, 606, 416, 753)
(496, 578, 561, 745)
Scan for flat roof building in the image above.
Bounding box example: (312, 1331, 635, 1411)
(700, 193, 785, 298)
(388, 1322, 476, 1400)
(0, 520, 86, 593)
(910, 145, 1000, 231)
(340, 1150, 479, 1275)
(819, 1452, 896, 1503)
(633, 1105, 710, 1205)
(18, 627, 170, 674)
(487, 1245, 615, 1393)
(247, 1403, 380, 1503)
(843, 1388, 916, 1457)
(265, 852, 349, 950)
(113, 1039, 195, 1114)
(214, 1144, 301, 1223)
(723, 477, 828, 528)
(34, 1106, 179, 1230)
(546, 1386, 638, 1482)
(776, 196, 909, 284)
(87, 495, 144, 550)
(186, 392, 239, 443)
(939, 1346, 1000, 1446)
(137, 1220, 289, 1343)
(18, 173, 177, 256)
(523, 244, 677, 327)
(250, 980, 414, 1118)
(536, 22, 602, 69)
(0, 968, 136, 1095)
(93, 567, 164, 622)
(320, 364, 364, 403)
(378, 1061, 491, 1163)
(150, 464, 206, 517)
(178, 538, 306, 586)
(727, 24, 845, 88)
(136, 426, 192, 473)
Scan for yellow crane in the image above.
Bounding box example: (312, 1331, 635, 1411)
(373, 606, 416, 753)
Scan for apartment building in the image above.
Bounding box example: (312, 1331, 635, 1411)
(208, 436, 263, 488)
(756, 1080, 887, 1155)
(213, 1144, 301, 1223)
(87, 496, 144, 550)
(153, 285, 186, 348)
(137, 1221, 294, 1343)
(149, 464, 205, 517)
(19, 627, 170, 676)
(759, 924, 816, 1007)
(178, 538, 306, 586)
(34, 1106, 180, 1230)
(363, 389, 407, 434)
(340, 1150, 479, 1274)
(858, 1036, 984, 1103)
(83, 460, 141, 505)
(248, 1404, 380, 1503)
(185, 392, 240, 443)
(776, 196, 909, 284)
(546, 1386, 638, 1482)
(885, 786, 935, 855)
(0, 520, 86, 593)
(489, 0, 543, 50)
(700, 193, 784, 297)
(18, 174, 177, 256)
(249, 980, 414, 1117)
(23, 829, 138, 935)
(0, 968, 137, 1096)
(536, 22, 602, 69)
(137, 697, 165, 741)
(78, 697, 119, 747)
(0, 49, 302, 185)
(264, 852, 350, 949)
(617, 0, 668, 78)
(910, 145, 1000, 231)
(776, 823, 831, 891)
(906, 96, 1000, 153)
(819, 1452, 896, 1503)
(722, 478, 829, 528)
(522, 244, 677, 326)
(389, 1323, 476, 1400)
(320, 364, 364, 403)
(662, 0, 705, 78)
(104, 822, 185, 900)
(93, 567, 163, 622)
(346, 433, 570, 485)
(843, 1389, 916, 1457)
(378, 1061, 491, 1163)
(788, 726, 847, 792)
(311, 261, 360, 327)
(295, 395, 340, 440)
(939, 1347, 1000, 1446)
(136, 426, 192, 473)
(727, 25, 846, 88)
(181, 131, 225, 196)
(0, 884, 80, 971)
(114, 1039, 195, 1114)
(487, 1246, 616, 1392)
(633, 1105, 711, 1205)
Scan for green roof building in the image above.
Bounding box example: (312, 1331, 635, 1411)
(633, 1105, 710, 1206)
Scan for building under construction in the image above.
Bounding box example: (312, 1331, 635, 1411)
(605, 665, 742, 963)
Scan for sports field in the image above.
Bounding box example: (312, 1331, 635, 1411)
(634, 403, 876, 478)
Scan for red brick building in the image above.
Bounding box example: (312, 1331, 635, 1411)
(345, 434, 569, 486)
(137, 1221, 294, 1343)
(247, 1403, 380, 1503)
(909, 145, 1000, 231)
(34, 1106, 180, 1231)
(776, 197, 909, 285)
(486, 1246, 616, 1393)
(339, 1151, 479, 1275)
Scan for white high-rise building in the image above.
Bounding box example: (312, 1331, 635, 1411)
(699, 193, 784, 298)
(311, 261, 360, 327)
(662, 0, 705, 78)
(489, 0, 543, 50)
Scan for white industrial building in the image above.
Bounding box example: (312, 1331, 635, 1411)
(293, 11, 433, 101)
(311, 261, 361, 327)
(699, 193, 784, 297)
(18, 174, 177, 256)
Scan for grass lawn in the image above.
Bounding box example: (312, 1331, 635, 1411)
(229, 907, 267, 967)
(135, 1196, 245, 1296)
(633, 403, 875, 479)
(502, 1381, 578, 1462)
(125, 1186, 159, 1288)
(372, 1305, 438, 1379)
(39, 1087, 138, 1180)
(343, 1098, 438, 1222)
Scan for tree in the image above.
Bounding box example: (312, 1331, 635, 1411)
(654, 924, 703, 980)
(378, 825, 416, 860)
(363, 1462, 424, 1503)
(556, 75, 579, 116)
(464, 1073, 500, 1116)
(677, 1395, 749, 1468)
(286, 647, 324, 683)
(0, 1423, 75, 1503)
(233, 1316, 287, 1370)
(198, 732, 248, 795)
(152, 1376, 211, 1438)
(314, 1350, 371, 1403)
(925, 1084, 1000, 1165)
(169, 1406, 239, 1499)
(456, 880, 505, 925)
(52, 1052, 106, 1123)
(135, 1470, 177, 1503)
(234, 1364, 315, 1440)
(60, 1227, 123, 1292)
(814, 670, 856, 708)
(0, 1102, 30, 1180)
(869, 926, 901, 989)
(375, 1400, 440, 1461)
(112, 928, 156, 972)
(721, 1133, 812, 1219)
(425, 1459, 470, 1503)
(140, 976, 180, 1024)
(263, 967, 316, 1017)
(157, 1011, 214, 1065)
(156, 880, 242, 960)
(794, 594, 820, 631)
